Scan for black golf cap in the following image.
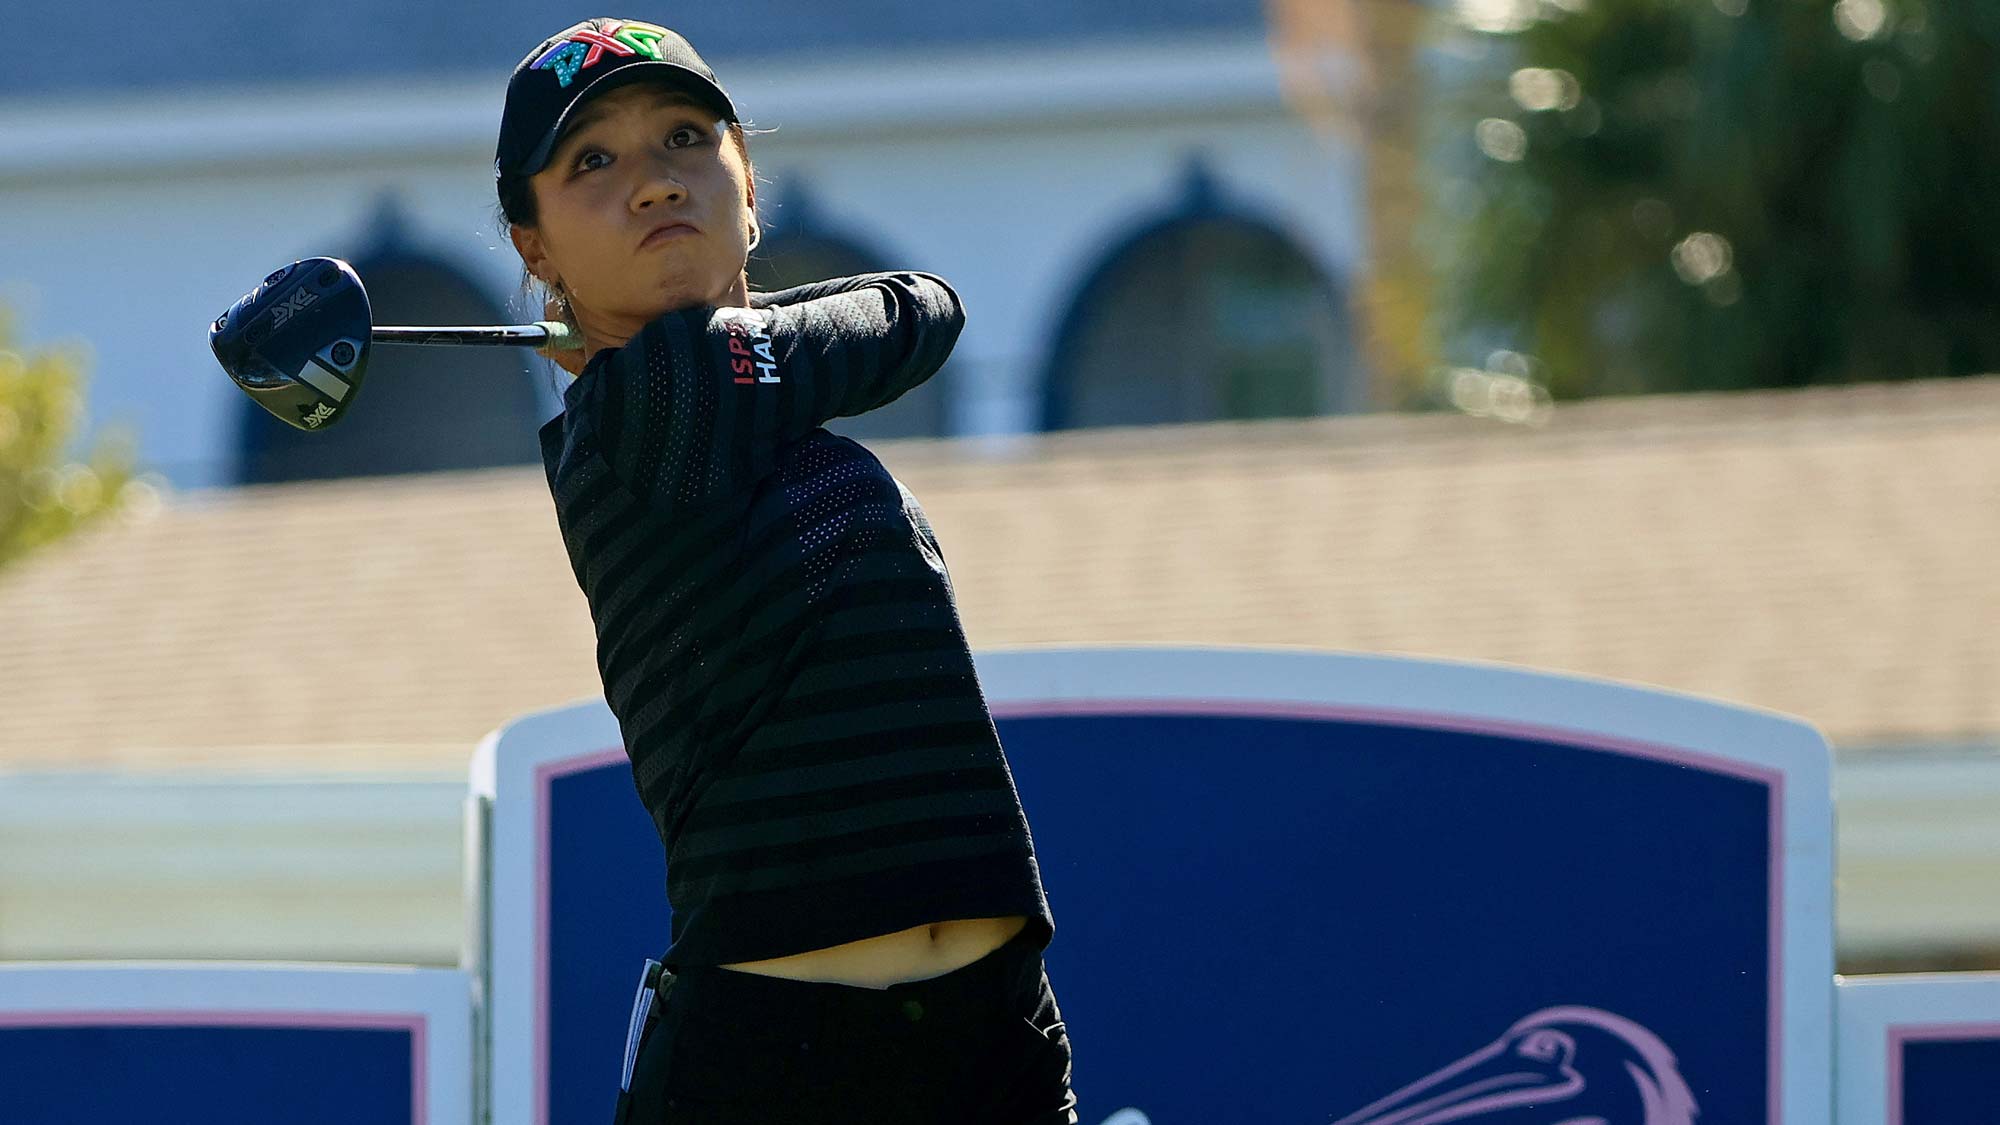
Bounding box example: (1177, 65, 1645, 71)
(494, 18, 738, 181)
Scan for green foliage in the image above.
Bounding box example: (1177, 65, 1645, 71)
(1424, 0, 2000, 398)
(0, 306, 150, 573)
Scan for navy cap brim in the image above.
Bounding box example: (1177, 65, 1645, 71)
(518, 62, 739, 177)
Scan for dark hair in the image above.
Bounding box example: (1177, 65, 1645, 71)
(494, 119, 768, 392)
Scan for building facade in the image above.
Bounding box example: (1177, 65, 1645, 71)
(0, 1, 1371, 490)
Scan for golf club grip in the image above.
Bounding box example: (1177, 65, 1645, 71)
(372, 321, 582, 350)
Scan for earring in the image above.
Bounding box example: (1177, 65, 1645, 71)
(747, 222, 762, 252)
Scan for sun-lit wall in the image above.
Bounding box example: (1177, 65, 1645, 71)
(0, 34, 1367, 490)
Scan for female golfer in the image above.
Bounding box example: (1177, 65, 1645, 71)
(493, 18, 1074, 1125)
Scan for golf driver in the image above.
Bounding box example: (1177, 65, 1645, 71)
(210, 256, 582, 432)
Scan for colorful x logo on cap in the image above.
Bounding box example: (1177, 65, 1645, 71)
(532, 20, 674, 87)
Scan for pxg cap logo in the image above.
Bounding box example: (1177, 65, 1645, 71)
(531, 20, 675, 88)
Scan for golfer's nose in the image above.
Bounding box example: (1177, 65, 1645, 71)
(631, 162, 688, 213)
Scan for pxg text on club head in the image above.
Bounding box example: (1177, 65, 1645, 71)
(210, 257, 372, 432)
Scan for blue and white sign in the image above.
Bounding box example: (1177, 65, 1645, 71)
(471, 700, 657, 1125)
(470, 646, 1835, 1125)
(0, 963, 472, 1125)
(1838, 972, 2000, 1125)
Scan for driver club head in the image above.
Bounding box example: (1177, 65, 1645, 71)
(210, 257, 371, 431)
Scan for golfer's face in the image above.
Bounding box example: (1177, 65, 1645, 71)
(530, 83, 751, 318)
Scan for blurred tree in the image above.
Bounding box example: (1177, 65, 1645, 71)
(1269, 0, 1445, 408)
(1425, 0, 2000, 399)
(0, 306, 151, 573)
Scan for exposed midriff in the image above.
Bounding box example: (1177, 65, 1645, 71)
(715, 915, 1030, 989)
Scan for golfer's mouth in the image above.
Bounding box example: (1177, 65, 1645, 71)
(640, 221, 699, 249)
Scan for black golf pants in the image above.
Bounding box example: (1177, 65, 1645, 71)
(613, 922, 1077, 1125)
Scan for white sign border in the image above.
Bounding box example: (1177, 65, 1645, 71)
(1837, 972, 2000, 1125)
(0, 962, 473, 1125)
(471, 695, 623, 1125)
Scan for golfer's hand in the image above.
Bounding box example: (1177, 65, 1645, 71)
(539, 295, 588, 378)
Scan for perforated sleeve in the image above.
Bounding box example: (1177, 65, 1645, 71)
(570, 271, 964, 510)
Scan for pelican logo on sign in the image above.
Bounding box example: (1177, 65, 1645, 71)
(1331, 1007, 1699, 1125)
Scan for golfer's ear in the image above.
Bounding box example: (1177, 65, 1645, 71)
(510, 224, 553, 285)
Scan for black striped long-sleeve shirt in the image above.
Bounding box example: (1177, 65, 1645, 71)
(536, 271, 1054, 969)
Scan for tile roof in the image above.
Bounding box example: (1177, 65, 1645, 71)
(3, 374, 1996, 773)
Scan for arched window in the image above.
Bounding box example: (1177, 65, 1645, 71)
(748, 181, 949, 440)
(234, 252, 545, 485)
(1043, 162, 1359, 430)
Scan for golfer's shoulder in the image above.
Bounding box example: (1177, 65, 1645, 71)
(754, 271, 965, 325)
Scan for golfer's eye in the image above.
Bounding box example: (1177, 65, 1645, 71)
(573, 149, 609, 174)
(666, 126, 701, 148)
